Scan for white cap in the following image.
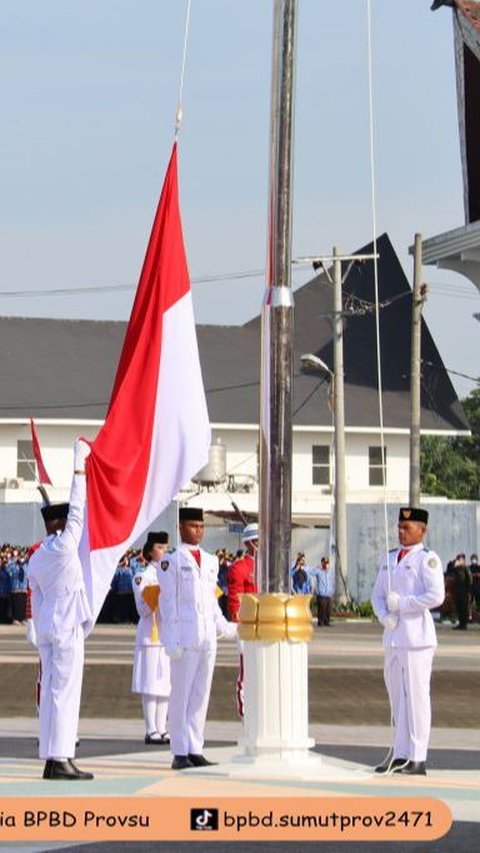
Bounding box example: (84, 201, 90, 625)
(241, 523, 259, 542)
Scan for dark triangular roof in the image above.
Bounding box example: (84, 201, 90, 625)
(0, 233, 469, 432)
(200, 233, 468, 431)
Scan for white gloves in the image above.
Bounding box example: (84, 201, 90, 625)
(74, 438, 91, 471)
(26, 618, 37, 648)
(224, 621, 238, 641)
(386, 591, 401, 612)
(165, 644, 184, 660)
(380, 613, 398, 631)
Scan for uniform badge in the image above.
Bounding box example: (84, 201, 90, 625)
(161, 561, 169, 571)
(427, 557, 439, 569)
(134, 576, 142, 585)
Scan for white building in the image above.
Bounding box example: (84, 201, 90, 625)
(0, 234, 474, 590)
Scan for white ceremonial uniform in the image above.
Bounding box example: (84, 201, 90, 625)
(27, 475, 92, 762)
(371, 543, 445, 762)
(158, 544, 237, 757)
(132, 563, 170, 696)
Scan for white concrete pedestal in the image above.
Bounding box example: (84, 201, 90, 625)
(194, 638, 371, 782)
(240, 638, 314, 756)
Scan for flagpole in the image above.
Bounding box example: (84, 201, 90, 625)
(258, 0, 296, 594)
(233, 0, 318, 769)
(205, 1, 365, 781)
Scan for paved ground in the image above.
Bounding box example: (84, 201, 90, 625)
(1, 622, 478, 725)
(0, 720, 479, 852)
(0, 621, 478, 852)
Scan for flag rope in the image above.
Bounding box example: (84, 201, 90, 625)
(366, 0, 391, 589)
(175, 0, 192, 138)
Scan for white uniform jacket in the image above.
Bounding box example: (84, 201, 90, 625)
(133, 563, 162, 647)
(27, 476, 93, 642)
(371, 543, 444, 649)
(157, 545, 236, 650)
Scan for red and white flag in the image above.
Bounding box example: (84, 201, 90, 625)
(81, 143, 211, 623)
(30, 418, 53, 485)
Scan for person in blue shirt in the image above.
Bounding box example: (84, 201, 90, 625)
(291, 553, 311, 594)
(111, 559, 132, 623)
(0, 560, 12, 623)
(8, 552, 28, 624)
(310, 557, 335, 626)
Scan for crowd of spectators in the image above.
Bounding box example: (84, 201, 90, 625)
(0, 543, 30, 624)
(442, 552, 479, 629)
(3, 541, 479, 628)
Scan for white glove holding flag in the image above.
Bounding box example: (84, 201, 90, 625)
(386, 591, 401, 612)
(165, 644, 184, 660)
(74, 438, 91, 471)
(380, 613, 398, 631)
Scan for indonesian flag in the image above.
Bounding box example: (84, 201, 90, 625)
(81, 143, 211, 624)
(30, 418, 53, 485)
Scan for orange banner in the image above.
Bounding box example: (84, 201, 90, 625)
(0, 797, 452, 842)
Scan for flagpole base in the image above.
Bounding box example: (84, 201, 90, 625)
(241, 638, 314, 756)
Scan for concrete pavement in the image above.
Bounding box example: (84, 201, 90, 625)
(0, 620, 478, 851)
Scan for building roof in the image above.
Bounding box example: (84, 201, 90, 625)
(0, 233, 469, 433)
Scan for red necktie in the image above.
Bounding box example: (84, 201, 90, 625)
(190, 549, 201, 567)
(397, 548, 409, 563)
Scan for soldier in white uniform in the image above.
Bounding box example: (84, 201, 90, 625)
(27, 439, 93, 781)
(371, 507, 445, 776)
(132, 531, 171, 745)
(158, 507, 237, 770)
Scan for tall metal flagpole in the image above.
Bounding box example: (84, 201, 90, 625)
(222, 0, 364, 780)
(258, 0, 296, 594)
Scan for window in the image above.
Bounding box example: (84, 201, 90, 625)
(369, 446, 387, 486)
(312, 445, 330, 485)
(17, 440, 35, 481)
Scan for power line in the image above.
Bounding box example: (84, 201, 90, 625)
(0, 269, 267, 299)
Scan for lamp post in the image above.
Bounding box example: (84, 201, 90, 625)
(300, 351, 347, 604)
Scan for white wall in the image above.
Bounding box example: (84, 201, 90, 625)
(0, 421, 424, 511)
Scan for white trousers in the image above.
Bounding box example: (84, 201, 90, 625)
(168, 643, 216, 756)
(37, 627, 84, 761)
(384, 646, 435, 762)
(141, 693, 169, 735)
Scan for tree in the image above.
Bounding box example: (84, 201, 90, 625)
(421, 388, 480, 500)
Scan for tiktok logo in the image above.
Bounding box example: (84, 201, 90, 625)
(190, 808, 219, 831)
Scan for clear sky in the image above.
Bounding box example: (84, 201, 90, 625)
(0, 0, 478, 399)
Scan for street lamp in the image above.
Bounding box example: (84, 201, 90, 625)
(300, 353, 333, 377)
(300, 351, 348, 605)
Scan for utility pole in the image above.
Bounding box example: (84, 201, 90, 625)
(409, 233, 427, 507)
(332, 247, 348, 605)
(295, 248, 378, 605)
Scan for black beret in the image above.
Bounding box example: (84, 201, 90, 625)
(41, 503, 69, 523)
(179, 507, 204, 522)
(398, 507, 429, 524)
(145, 531, 169, 546)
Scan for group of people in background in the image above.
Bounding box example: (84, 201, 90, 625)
(290, 552, 335, 626)
(443, 552, 479, 629)
(0, 543, 29, 624)
(4, 541, 477, 631)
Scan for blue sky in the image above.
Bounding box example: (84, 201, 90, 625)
(0, 0, 478, 398)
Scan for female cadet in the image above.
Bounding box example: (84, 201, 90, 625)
(132, 531, 171, 745)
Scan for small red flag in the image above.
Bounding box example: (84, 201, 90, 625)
(30, 418, 53, 485)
